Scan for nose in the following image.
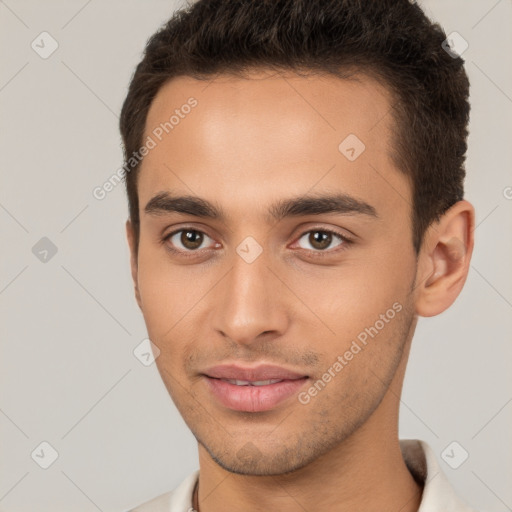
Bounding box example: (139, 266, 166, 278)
(211, 248, 289, 346)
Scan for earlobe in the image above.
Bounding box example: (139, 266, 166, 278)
(125, 219, 143, 311)
(414, 200, 475, 317)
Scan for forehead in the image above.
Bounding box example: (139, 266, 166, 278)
(138, 69, 410, 221)
(144, 69, 396, 151)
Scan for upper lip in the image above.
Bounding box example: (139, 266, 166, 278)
(203, 364, 308, 381)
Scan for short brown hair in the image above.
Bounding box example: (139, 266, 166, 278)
(120, 0, 470, 255)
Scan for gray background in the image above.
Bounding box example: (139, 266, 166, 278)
(0, 0, 511, 510)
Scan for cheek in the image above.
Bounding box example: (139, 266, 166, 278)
(135, 245, 218, 372)
(136, 244, 196, 330)
(282, 254, 415, 383)
(288, 253, 414, 341)
(138, 276, 171, 333)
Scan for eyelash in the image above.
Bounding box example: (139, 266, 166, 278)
(161, 227, 353, 258)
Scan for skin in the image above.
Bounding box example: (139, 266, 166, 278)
(126, 69, 475, 512)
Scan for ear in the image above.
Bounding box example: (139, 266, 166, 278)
(414, 200, 475, 317)
(126, 219, 143, 310)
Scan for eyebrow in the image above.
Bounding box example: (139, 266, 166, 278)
(144, 191, 378, 222)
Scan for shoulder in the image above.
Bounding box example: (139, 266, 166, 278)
(126, 470, 199, 512)
(400, 439, 480, 512)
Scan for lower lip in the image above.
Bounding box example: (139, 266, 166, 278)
(204, 376, 308, 412)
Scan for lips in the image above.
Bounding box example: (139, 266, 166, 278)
(202, 364, 309, 412)
(203, 363, 307, 382)
(221, 378, 284, 386)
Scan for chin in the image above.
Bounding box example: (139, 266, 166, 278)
(208, 449, 309, 476)
(197, 431, 339, 477)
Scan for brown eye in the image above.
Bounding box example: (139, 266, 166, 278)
(181, 230, 203, 249)
(167, 229, 214, 251)
(310, 231, 331, 250)
(297, 230, 345, 251)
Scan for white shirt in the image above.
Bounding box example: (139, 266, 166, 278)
(128, 439, 478, 512)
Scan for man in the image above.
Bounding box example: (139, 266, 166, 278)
(121, 0, 477, 510)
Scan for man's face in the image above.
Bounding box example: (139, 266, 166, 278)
(130, 70, 419, 475)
